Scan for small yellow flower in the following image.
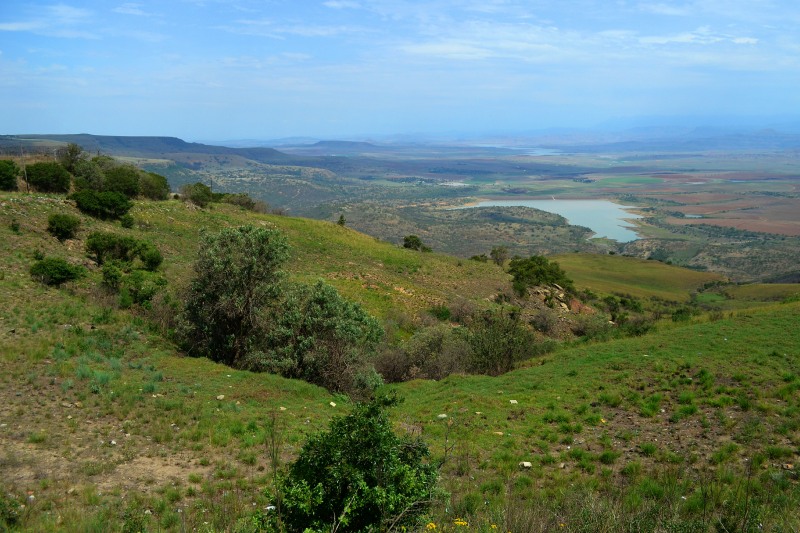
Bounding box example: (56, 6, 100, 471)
(426, 523, 437, 530)
(600, 418, 606, 424)
(491, 525, 498, 530)
(454, 518, 468, 527)
(560, 523, 565, 528)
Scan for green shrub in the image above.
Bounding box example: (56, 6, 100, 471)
(138, 244, 163, 271)
(30, 257, 85, 286)
(26, 161, 71, 192)
(139, 171, 170, 200)
(429, 305, 451, 321)
(123, 270, 167, 305)
(86, 232, 140, 264)
(467, 307, 538, 375)
(120, 214, 135, 228)
(0, 159, 20, 191)
(276, 395, 438, 532)
(101, 261, 123, 290)
(71, 159, 105, 192)
(508, 255, 574, 296)
(180, 182, 213, 207)
(103, 164, 141, 198)
(47, 213, 81, 241)
(71, 190, 133, 219)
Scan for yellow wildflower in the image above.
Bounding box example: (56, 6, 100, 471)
(426, 523, 437, 530)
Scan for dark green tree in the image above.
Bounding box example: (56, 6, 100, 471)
(337, 214, 346, 226)
(139, 171, 170, 200)
(179, 225, 290, 367)
(276, 395, 438, 532)
(403, 234, 424, 250)
(103, 164, 141, 198)
(0, 160, 19, 191)
(507, 255, 573, 296)
(26, 162, 71, 193)
(71, 190, 132, 219)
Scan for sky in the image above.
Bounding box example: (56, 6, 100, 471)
(2, 0, 800, 140)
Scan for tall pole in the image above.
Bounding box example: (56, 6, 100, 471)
(19, 145, 29, 193)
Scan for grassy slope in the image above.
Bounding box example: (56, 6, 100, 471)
(553, 253, 724, 302)
(1, 192, 798, 531)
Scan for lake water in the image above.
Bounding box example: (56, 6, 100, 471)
(466, 199, 642, 242)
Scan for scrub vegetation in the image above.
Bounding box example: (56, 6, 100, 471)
(0, 146, 798, 531)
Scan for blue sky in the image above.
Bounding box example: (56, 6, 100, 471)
(2, 1, 799, 140)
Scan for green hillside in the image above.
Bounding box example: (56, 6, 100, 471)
(1, 192, 798, 532)
(554, 253, 724, 302)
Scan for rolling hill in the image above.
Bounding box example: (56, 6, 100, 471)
(1, 189, 798, 531)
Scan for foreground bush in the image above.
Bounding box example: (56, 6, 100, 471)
(273, 395, 438, 532)
(47, 213, 81, 241)
(30, 257, 84, 286)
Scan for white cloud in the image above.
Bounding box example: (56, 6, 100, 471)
(323, 1, 361, 9)
(638, 3, 691, 16)
(114, 3, 150, 16)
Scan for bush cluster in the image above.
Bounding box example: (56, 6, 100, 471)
(179, 225, 382, 395)
(86, 231, 162, 271)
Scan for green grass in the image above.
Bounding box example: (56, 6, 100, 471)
(1, 191, 799, 531)
(554, 252, 723, 302)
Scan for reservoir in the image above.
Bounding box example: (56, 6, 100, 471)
(466, 199, 642, 242)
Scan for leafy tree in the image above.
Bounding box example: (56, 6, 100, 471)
(30, 257, 85, 286)
(139, 171, 170, 200)
(0, 159, 19, 191)
(179, 225, 290, 367)
(57, 143, 86, 173)
(403, 234, 423, 250)
(71, 159, 105, 192)
(252, 280, 383, 393)
(104, 164, 141, 198)
(180, 182, 213, 207)
(276, 395, 438, 532)
(490, 245, 509, 266)
(337, 214, 346, 226)
(403, 234, 431, 252)
(26, 162, 71, 193)
(218, 192, 267, 212)
(507, 255, 573, 296)
(71, 190, 132, 219)
(86, 232, 141, 265)
(47, 213, 81, 241)
(467, 307, 537, 375)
